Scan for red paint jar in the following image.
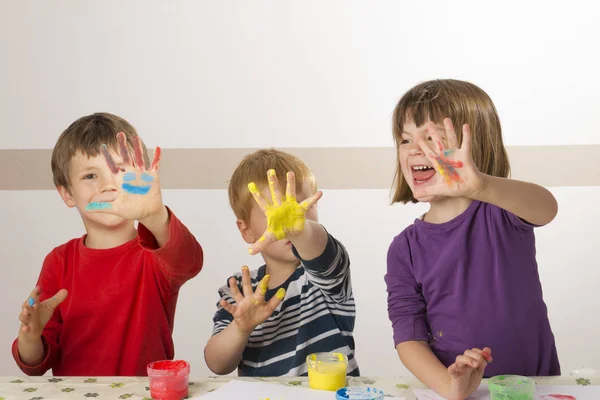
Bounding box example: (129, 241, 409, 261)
(147, 360, 190, 400)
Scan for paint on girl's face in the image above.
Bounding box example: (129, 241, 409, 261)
(541, 395, 576, 400)
(85, 202, 113, 211)
(28, 297, 34, 306)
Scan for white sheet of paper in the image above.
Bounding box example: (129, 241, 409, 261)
(413, 385, 490, 400)
(414, 383, 600, 400)
(194, 380, 407, 400)
(193, 380, 339, 400)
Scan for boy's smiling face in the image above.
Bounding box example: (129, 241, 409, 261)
(57, 150, 130, 229)
(238, 181, 318, 264)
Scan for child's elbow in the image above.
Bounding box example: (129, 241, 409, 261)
(541, 194, 559, 225)
(203, 345, 235, 376)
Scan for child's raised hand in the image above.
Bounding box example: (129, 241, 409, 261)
(247, 170, 322, 255)
(446, 347, 492, 400)
(85, 132, 164, 223)
(414, 119, 485, 201)
(18, 286, 68, 341)
(220, 266, 286, 334)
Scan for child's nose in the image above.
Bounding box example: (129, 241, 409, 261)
(408, 143, 424, 156)
(99, 174, 118, 192)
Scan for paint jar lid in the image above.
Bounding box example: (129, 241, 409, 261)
(335, 386, 385, 400)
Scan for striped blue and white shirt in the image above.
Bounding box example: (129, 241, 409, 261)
(211, 233, 359, 377)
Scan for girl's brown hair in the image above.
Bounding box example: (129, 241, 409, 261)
(391, 79, 510, 204)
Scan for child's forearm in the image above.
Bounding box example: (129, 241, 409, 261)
(472, 175, 558, 226)
(397, 341, 453, 398)
(139, 206, 170, 247)
(204, 323, 251, 375)
(17, 335, 45, 367)
(290, 220, 328, 260)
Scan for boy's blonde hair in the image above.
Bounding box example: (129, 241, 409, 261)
(229, 149, 317, 222)
(51, 112, 150, 189)
(391, 79, 511, 204)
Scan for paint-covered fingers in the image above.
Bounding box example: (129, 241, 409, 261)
(150, 147, 162, 171)
(473, 347, 493, 363)
(43, 289, 68, 310)
(22, 286, 41, 308)
(264, 288, 286, 314)
(443, 118, 460, 150)
(101, 144, 121, 174)
(300, 191, 323, 211)
(253, 274, 270, 304)
(267, 169, 284, 206)
(248, 183, 271, 212)
(285, 172, 296, 202)
(116, 132, 133, 167)
(228, 277, 244, 303)
(133, 136, 147, 170)
(240, 266, 253, 297)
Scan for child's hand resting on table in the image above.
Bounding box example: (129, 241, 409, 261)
(445, 347, 492, 400)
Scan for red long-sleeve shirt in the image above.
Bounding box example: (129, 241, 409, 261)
(12, 208, 203, 376)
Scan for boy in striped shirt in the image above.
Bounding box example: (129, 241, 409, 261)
(204, 149, 359, 377)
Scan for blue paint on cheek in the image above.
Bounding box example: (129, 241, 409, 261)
(140, 172, 154, 182)
(86, 202, 113, 211)
(28, 297, 34, 306)
(122, 183, 151, 195)
(123, 172, 137, 182)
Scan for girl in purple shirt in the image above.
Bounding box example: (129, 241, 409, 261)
(385, 79, 560, 400)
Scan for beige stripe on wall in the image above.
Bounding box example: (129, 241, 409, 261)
(0, 146, 598, 190)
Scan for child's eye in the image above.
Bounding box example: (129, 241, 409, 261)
(400, 139, 411, 144)
(83, 174, 96, 180)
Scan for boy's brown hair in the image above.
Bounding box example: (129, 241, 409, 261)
(391, 79, 511, 204)
(229, 149, 317, 222)
(51, 112, 150, 189)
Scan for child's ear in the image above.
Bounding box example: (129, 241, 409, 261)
(236, 219, 256, 244)
(57, 185, 77, 208)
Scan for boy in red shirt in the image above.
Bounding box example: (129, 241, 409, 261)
(12, 113, 203, 376)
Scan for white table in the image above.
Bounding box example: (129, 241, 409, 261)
(0, 375, 597, 399)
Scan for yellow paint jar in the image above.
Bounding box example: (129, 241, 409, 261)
(306, 352, 348, 391)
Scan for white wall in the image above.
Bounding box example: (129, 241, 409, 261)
(1, 0, 599, 378)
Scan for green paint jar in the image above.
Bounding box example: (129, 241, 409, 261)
(488, 375, 535, 400)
